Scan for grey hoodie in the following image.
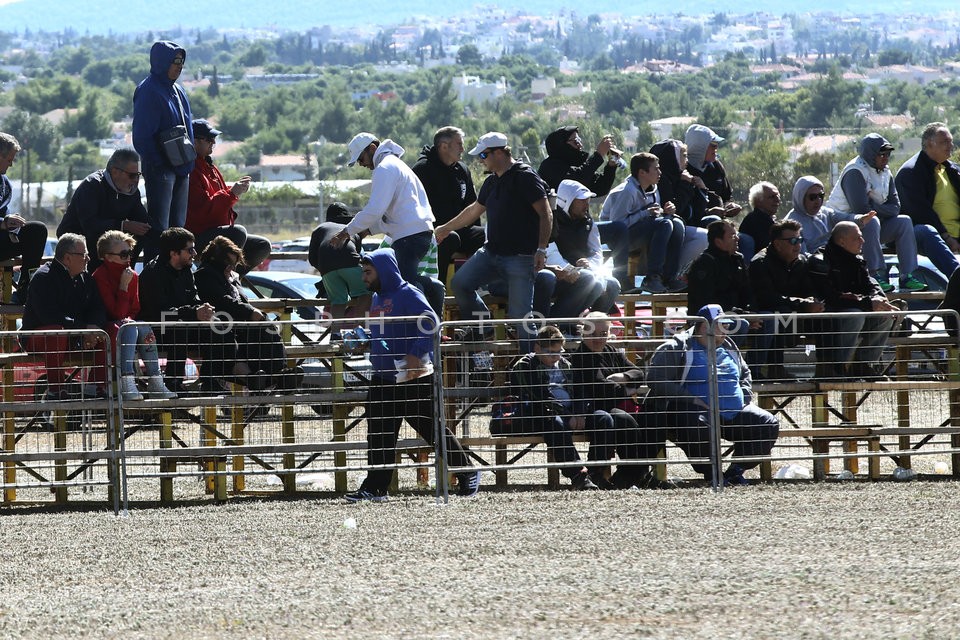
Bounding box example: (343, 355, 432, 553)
(684, 124, 716, 172)
(785, 175, 848, 254)
(825, 133, 900, 219)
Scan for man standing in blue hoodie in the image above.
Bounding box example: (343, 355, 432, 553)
(133, 41, 194, 261)
(345, 248, 480, 502)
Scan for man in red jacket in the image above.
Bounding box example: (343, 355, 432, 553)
(186, 119, 271, 272)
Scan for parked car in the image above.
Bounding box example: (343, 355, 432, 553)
(241, 270, 324, 321)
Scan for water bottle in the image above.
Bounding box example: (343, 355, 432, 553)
(891, 466, 917, 481)
(609, 153, 628, 170)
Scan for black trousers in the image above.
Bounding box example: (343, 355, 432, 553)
(154, 322, 237, 382)
(0, 220, 47, 276)
(362, 373, 472, 492)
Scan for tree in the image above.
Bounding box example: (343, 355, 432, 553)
(82, 61, 113, 88)
(3, 109, 61, 164)
(207, 65, 220, 98)
(413, 75, 458, 133)
(456, 44, 483, 66)
(61, 92, 111, 140)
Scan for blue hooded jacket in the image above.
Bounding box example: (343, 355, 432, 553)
(132, 41, 194, 175)
(363, 248, 437, 381)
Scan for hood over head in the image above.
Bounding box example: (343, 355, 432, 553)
(859, 133, 895, 170)
(325, 202, 353, 225)
(362, 247, 403, 292)
(544, 125, 583, 162)
(650, 139, 685, 180)
(791, 175, 823, 216)
(373, 139, 405, 167)
(684, 124, 721, 171)
(150, 41, 185, 80)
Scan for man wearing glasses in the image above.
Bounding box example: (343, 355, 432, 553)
(137, 227, 237, 395)
(825, 133, 927, 292)
(58, 148, 155, 271)
(132, 41, 194, 262)
(748, 219, 825, 380)
(436, 132, 552, 347)
(21, 234, 108, 400)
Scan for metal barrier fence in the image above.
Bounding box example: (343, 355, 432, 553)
(3, 306, 960, 511)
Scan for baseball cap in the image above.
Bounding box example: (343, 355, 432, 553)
(556, 179, 596, 211)
(192, 119, 221, 139)
(468, 132, 509, 156)
(347, 132, 378, 166)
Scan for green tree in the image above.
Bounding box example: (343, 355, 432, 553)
(207, 65, 220, 98)
(82, 60, 113, 88)
(3, 109, 61, 163)
(60, 92, 111, 140)
(456, 44, 483, 66)
(413, 75, 458, 134)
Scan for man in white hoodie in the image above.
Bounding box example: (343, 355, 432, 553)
(331, 132, 444, 313)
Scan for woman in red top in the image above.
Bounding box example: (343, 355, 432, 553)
(92, 230, 176, 401)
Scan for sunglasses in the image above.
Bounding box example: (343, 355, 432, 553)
(778, 236, 803, 246)
(877, 151, 892, 158)
(478, 147, 503, 160)
(806, 193, 825, 201)
(107, 249, 134, 259)
(172, 57, 184, 65)
(118, 168, 141, 180)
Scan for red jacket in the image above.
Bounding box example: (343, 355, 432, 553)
(92, 260, 140, 343)
(186, 155, 238, 234)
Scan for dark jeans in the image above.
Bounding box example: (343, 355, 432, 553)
(234, 324, 286, 375)
(153, 322, 237, 384)
(597, 220, 630, 286)
(362, 373, 472, 492)
(654, 398, 779, 475)
(392, 230, 445, 316)
(438, 225, 486, 282)
(0, 220, 48, 279)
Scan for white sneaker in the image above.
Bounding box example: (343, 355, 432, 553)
(145, 375, 177, 399)
(120, 375, 143, 402)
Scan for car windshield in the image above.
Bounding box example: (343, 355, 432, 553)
(278, 277, 320, 298)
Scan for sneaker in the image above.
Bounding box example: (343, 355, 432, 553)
(899, 274, 928, 292)
(874, 275, 894, 293)
(119, 375, 143, 402)
(722, 464, 750, 487)
(145, 374, 177, 399)
(588, 473, 617, 490)
(638, 470, 679, 490)
(456, 470, 482, 497)
(665, 278, 687, 292)
(42, 389, 70, 402)
(640, 275, 668, 294)
(344, 487, 388, 503)
(571, 470, 600, 491)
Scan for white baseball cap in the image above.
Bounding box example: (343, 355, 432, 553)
(468, 131, 509, 156)
(556, 179, 596, 211)
(347, 132, 378, 166)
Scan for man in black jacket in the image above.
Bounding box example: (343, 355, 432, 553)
(137, 227, 236, 393)
(57, 148, 155, 271)
(537, 125, 620, 196)
(21, 233, 107, 399)
(808, 221, 898, 379)
(411, 126, 482, 279)
(748, 219, 824, 379)
(894, 122, 960, 278)
(687, 219, 753, 315)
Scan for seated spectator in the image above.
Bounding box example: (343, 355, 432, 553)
(508, 325, 620, 490)
(649, 138, 708, 273)
(786, 175, 865, 255)
(687, 219, 753, 316)
(740, 182, 782, 254)
(21, 233, 107, 400)
(308, 202, 371, 328)
(57, 148, 156, 272)
(91, 230, 176, 401)
(186, 119, 271, 272)
(0, 132, 49, 302)
(645, 304, 780, 485)
(567, 313, 675, 489)
(825, 133, 928, 292)
(684, 125, 743, 226)
(194, 235, 302, 391)
(600, 152, 685, 293)
(412, 126, 484, 279)
(748, 219, 825, 380)
(808, 221, 898, 380)
(534, 180, 618, 328)
(137, 227, 240, 395)
(437, 132, 552, 348)
(894, 121, 960, 278)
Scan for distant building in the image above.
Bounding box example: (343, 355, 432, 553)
(530, 77, 590, 101)
(648, 116, 697, 141)
(452, 74, 508, 103)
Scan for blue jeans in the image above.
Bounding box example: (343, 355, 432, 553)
(533, 268, 603, 321)
(391, 230, 445, 315)
(627, 215, 684, 280)
(118, 323, 162, 376)
(143, 161, 189, 261)
(592, 274, 621, 313)
(915, 224, 960, 278)
(597, 220, 630, 285)
(452, 246, 536, 344)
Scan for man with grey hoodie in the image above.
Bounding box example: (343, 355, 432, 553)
(825, 133, 927, 292)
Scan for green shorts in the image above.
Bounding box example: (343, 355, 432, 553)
(322, 266, 369, 305)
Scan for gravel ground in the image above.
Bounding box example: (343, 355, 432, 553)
(2, 481, 960, 639)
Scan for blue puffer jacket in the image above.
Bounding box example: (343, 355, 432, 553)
(132, 41, 194, 174)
